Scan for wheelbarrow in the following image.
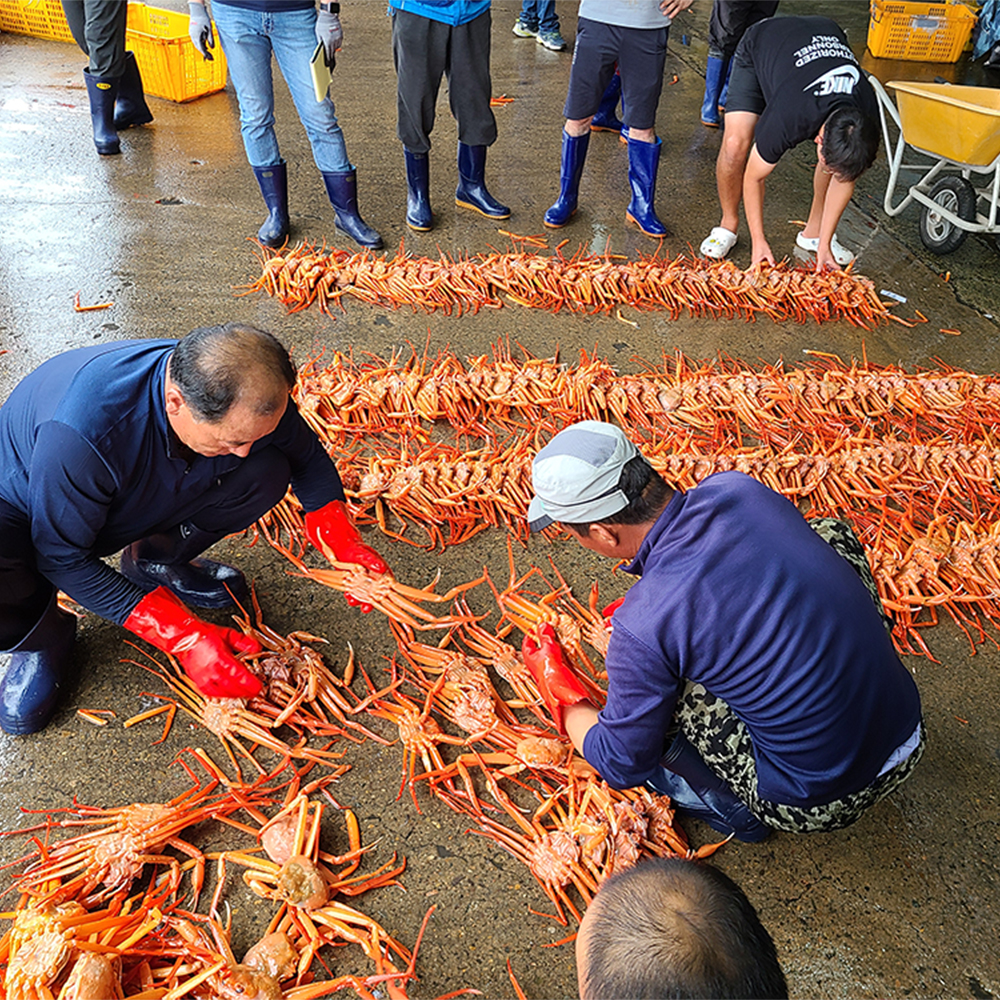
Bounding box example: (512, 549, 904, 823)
(870, 75, 1000, 253)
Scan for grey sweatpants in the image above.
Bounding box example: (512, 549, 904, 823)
(61, 0, 128, 78)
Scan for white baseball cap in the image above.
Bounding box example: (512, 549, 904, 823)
(528, 421, 640, 532)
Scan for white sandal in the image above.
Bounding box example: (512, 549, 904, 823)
(700, 226, 738, 259)
(795, 231, 855, 265)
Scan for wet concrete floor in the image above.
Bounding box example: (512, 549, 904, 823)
(1, 2, 999, 997)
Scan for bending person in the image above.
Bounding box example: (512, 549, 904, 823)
(698, 15, 878, 270)
(522, 421, 923, 842)
(0, 324, 390, 734)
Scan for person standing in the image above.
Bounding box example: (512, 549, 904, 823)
(62, 0, 153, 155)
(543, 0, 694, 238)
(512, 0, 567, 51)
(388, 0, 509, 232)
(188, 0, 382, 249)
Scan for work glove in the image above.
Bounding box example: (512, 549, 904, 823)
(304, 499, 391, 613)
(188, 2, 215, 61)
(521, 623, 591, 735)
(124, 587, 262, 699)
(315, 7, 343, 68)
(601, 597, 625, 629)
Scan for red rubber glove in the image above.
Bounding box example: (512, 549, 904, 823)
(305, 500, 391, 613)
(601, 597, 625, 628)
(124, 587, 263, 699)
(521, 623, 591, 734)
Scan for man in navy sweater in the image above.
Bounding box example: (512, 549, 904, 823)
(0, 324, 390, 735)
(522, 421, 923, 841)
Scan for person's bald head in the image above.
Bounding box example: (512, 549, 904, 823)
(576, 858, 787, 1000)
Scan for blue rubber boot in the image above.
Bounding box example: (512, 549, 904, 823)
(83, 68, 120, 155)
(544, 130, 590, 228)
(322, 169, 384, 249)
(404, 149, 433, 231)
(252, 161, 290, 248)
(701, 55, 726, 127)
(591, 72, 624, 133)
(625, 136, 667, 238)
(121, 522, 249, 610)
(114, 51, 153, 130)
(647, 733, 771, 843)
(719, 58, 733, 114)
(455, 143, 510, 220)
(0, 595, 77, 735)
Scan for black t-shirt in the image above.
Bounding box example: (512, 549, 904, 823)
(746, 16, 878, 165)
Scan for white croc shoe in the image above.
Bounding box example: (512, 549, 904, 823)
(700, 226, 738, 259)
(795, 231, 855, 265)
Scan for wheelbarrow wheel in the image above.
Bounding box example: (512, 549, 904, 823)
(919, 176, 976, 254)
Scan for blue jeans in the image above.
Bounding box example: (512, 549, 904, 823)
(518, 0, 559, 34)
(212, 4, 351, 172)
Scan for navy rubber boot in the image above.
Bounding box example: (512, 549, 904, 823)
(591, 71, 623, 133)
(83, 68, 120, 155)
(252, 161, 290, 248)
(404, 149, 433, 231)
(455, 143, 510, 219)
(701, 55, 726, 127)
(648, 733, 771, 842)
(544, 130, 590, 228)
(321, 169, 384, 249)
(121, 522, 249, 610)
(625, 136, 667, 238)
(0, 596, 77, 735)
(114, 51, 153, 130)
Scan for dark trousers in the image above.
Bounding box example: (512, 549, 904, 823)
(707, 0, 779, 61)
(391, 7, 497, 154)
(0, 446, 290, 645)
(61, 0, 128, 78)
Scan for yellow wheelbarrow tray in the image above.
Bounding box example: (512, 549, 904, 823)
(870, 75, 1000, 253)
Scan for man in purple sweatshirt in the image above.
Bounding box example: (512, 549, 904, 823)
(522, 421, 923, 841)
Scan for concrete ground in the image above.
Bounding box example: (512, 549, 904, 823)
(1, 2, 999, 997)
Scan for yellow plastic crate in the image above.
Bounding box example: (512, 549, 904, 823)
(0, 0, 75, 43)
(0, 1, 226, 103)
(125, 3, 227, 103)
(867, 0, 977, 62)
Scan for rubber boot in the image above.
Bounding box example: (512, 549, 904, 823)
(404, 149, 433, 231)
(625, 136, 667, 238)
(718, 58, 733, 114)
(591, 71, 623, 133)
(701, 55, 726, 127)
(252, 161, 290, 248)
(649, 733, 771, 842)
(321, 169, 384, 249)
(114, 51, 153, 130)
(987, 41, 1000, 68)
(0, 595, 77, 735)
(120, 522, 249, 610)
(544, 130, 590, 228)
(83, 68, 120, 155)
(455, 143, 510, 219)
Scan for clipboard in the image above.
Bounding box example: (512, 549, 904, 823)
(310, 42, 335, 102)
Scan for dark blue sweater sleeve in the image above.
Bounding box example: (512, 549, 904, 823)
(29, 421, 149, 623)
(582, 621, 680, 790)
(273, 401, 345, 512)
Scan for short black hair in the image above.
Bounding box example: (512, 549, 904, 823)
(821, 105, 879, 182)
(561, 455, 671, 535)
(168, 323, 296, 421)
(581, 858, 788, 1000)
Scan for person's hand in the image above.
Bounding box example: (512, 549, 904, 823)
(815, 245, 843, 272)
(304, 500, 391, 613)
(124, 587, 262, 698)
(521, 623, 591, 733)
(315, 7, 343, 67)
(660, 0, 694, 18)
(188, 2, 215, 61)
(750, 239, 776, 267)
(601, 596, 625, 629)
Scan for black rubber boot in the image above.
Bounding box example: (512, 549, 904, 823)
(404, 149, 433, 231)
(83, 68, 120, 155)
(120, 522, 249, 610)
(544, 130, 590, 228)
(321, 169, 384, 249)
(252, 161, 290, 248)
(455, 143, 510, 219)
(648, 733, 771, 842)
(0, 595, 77, 735)
(114, 51, 153, 130)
